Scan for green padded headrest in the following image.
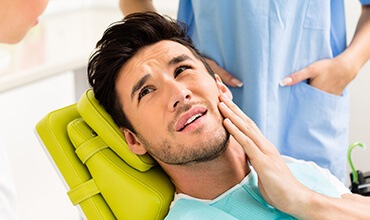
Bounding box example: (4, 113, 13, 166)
(67, 118, 174, 219)
(77, 89, 156, 172)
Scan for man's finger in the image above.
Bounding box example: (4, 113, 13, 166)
(223, 118, 263, 159)
(219, 94, 264, 138)
(219, 101, 267, 152)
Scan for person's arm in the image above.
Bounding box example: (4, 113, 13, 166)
(341, 5, 370, 78)
(218, 94, 370, 219)
(119, 0, 156, 16)
(280, 5, 370, 96)
(299, 193, 370, 219)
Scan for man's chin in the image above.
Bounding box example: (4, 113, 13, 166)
(189, 128, 230, 164)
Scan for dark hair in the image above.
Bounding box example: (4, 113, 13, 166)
(88, 12, 214, 133)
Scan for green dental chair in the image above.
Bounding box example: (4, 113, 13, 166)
(35, 89, 175, 220)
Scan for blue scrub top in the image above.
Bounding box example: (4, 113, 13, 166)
(177, 0, 369, 182)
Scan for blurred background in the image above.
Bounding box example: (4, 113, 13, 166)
(0, 0, 368, 219)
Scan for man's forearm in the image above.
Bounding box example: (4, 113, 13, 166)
(119, 0, 155, 16)
(291, 192, 370, 220)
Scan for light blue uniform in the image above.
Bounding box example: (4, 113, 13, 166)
(177, 0, 370, 182)
(165, 159, 345, 219)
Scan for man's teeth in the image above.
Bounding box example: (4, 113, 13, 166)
(184, 113, 202, 126)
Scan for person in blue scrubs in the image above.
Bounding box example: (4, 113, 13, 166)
(119, 0, 370, 182)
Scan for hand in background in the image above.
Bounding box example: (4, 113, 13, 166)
(205, 58, 243, 88)
(279, 57, 357, 96)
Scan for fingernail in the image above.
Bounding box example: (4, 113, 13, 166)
(224, 118, 231, 124)
(231, 78, 243, 87)
(279, 77, 292, 87)
(221, 93, 229, 100)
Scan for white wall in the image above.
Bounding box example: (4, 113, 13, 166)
(346, 0, 370, 179)
(0, 1, 369, 220)
(0, 73, 79, 220)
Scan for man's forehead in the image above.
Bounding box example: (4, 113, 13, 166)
(117, 40, 196, 97)
(120, 41, 195, 77)
(138, 40, 194, 60)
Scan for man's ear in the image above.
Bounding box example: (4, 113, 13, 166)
(215, 74, 233, 99)
(121, 128, 147, 155)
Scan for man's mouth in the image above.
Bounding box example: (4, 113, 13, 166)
(179, 113, 203, 131)
(175, 107, 207, 132)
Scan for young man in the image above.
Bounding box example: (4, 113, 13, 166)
(87, 12, 369, 219)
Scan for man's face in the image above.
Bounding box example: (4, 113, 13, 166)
(116, 40, 230, 165)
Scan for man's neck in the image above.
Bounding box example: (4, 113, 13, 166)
(161, 137, 250, 200)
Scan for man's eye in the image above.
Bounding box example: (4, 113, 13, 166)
(175, 65, 191, 77)
(138, 87, 155, 100)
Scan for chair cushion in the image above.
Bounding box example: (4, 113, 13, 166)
(36, 95, 175, 219)
(35, 104, 115, 219)
(77, 89, 155, 172)
(67, 118, 174, 219)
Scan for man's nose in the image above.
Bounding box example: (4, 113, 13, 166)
(167, 84, 192, 112)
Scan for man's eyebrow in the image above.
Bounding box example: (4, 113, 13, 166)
(131, 73, 151, 100)
(168, 54, 193, 66)
(130, 55, 193, 100)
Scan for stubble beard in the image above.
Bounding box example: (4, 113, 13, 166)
(138, 126, 230, 165)
(137, 102, 230, 165)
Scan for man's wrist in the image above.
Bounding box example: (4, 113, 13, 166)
(288, 189, 329, 219)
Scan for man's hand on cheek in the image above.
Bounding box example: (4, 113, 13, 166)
(217, 94, 312, 217)
(217, 93, 266, 153)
